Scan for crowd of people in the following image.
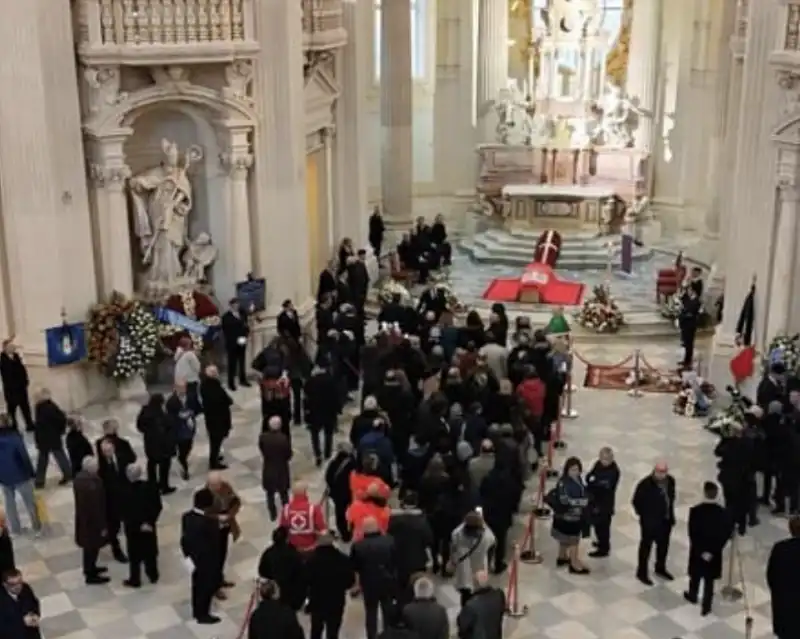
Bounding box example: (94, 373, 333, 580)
(0, 212, 798, 639)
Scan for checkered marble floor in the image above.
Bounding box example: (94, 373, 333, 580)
(5, 342, 778, 639)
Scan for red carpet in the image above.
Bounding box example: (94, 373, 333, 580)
(482, 278, 521, 302)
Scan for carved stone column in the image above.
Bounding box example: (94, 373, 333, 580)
(766, 179, 800, 340)
(476, 0, 509, 141)
(709, 0, 781, 390)
(88, 131, 134, 298)
(626, 0, 662, 149)
(380, 0, 414, 232)
(434, 0, 477, 197)
(252, 0, 312, 320)
(333, 0, 370, 247)
(220, 127, 254, 284)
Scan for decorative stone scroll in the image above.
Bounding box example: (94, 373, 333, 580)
(87, 162, 132, 188)
(220, 152, 253, 178)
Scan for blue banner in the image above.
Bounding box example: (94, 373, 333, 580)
(154, 307, 210, 336)
(46, 322, 87, 367)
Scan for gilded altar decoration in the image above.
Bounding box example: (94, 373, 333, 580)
(605, 0, 633, 88)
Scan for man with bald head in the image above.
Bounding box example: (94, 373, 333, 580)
(73, 457, 110, 585)
(199, 365, 234, 470)
(632, 461, 677, 585)
(456, 570, 505, 639)
(121, 465, 163, 588)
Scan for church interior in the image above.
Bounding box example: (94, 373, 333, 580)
(0, 0, 797, 637)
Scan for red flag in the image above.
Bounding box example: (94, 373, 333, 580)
(730, 346, 756, 384)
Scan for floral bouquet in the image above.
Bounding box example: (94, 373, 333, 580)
(673, 372, 715, 417)
(575, 284, 625, 333)
(764, 333, 800, 376)
(660, 291, 683, 320)
(87, 292, 159, 380)
(160, 290, 221, 353)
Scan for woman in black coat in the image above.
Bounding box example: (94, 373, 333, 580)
(257, 527, 307, 612)
(65, 418, 93, 478)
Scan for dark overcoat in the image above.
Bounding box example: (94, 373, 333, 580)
(72, 472, 107, 550)
(767, 536, 800, 639)
(687, 502, 732, 579)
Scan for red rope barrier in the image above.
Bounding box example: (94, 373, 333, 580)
(504, 545, 528, 617)
(233, 582, 260, 639)
(519, 508, 543, 564)
(545, 428, 558, 478)
(571, 349, 635, 370)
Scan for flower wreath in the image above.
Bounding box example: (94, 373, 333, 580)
(160, 289, 221, 353)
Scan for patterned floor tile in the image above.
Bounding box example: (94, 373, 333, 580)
(0, 339, 779, 639)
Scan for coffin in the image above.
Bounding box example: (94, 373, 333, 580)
(656, 265, 686, 303)
(533, 229, 563, 268)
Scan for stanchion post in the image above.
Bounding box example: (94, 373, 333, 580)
(533, 466, 552, 519)
(545, 435, 558, 478)
(560, 345, 578, 419)
(628, 349, 643, 398)
(504, 544, 529, 617)
(553, 412, 567, 451)
(720, 534, 743, 601)
(519, 510, 543, 564)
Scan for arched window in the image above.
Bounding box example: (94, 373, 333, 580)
(374, 0, 427, 81)
(532, 0, 624, 47)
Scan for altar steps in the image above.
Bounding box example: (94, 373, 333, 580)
(460, 228, 653, 269)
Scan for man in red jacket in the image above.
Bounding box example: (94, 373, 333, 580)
(279, 482, 326, 553)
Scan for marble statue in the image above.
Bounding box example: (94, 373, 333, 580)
(595, 84, 645, 148)
(625, 195, 650, 223)
(600, 198, 615, 235)
(129, 139, 209, 291)
(493, 86, 536, 146)
(182, 232, 217, 283)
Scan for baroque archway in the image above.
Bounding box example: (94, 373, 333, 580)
(84, 78, 256, 302)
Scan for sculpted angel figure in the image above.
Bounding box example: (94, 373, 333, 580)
(596, 84, 646, 147)
(129, 139, 203, 286)
(182, 232, 217, 283)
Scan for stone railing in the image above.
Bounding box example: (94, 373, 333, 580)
(302, 0, 347, 51)
(75, 0, 259, 65)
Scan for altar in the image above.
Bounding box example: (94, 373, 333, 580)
(502, 183, 623, 234)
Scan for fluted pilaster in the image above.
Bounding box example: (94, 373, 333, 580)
(719, 0, 780, 345)
(252, 0, 311, 310)
(334, 0, 370, 246)
(626, 0, 663, 150)
(380, 0, 413, 230)
(0, 0, 94, 344)
(704, 0, 739, 244)
(476, 0, 508, 139)
(766, 183, 800, 340)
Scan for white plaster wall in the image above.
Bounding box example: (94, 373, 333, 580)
(123, 107, 234, 303)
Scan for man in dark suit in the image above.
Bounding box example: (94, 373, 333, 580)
(221, 298, 251, 391)
(0, 568, 41, 639)
(277, 300, 302, 342)
(97, 428, 135, 564)
(347, 250, 371, 318)
(767, 515, 800, 639)
(684, 481, 733, 615)
(180, 490, 223, 625)
(199, 365, 234, 470)
(757, 362, 786, 411)
(632, 461, 676, 585)
(0, 340, 34, 432)
(368, 205, 385, 259)
(122, 465, 163, 588)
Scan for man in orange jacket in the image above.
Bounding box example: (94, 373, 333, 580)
(347, 483, 391, 541)
(279, 482, 326, 552)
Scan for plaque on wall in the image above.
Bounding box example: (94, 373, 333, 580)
(236, 277, 266, 313)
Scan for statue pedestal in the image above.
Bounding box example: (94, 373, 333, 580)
(118, 375, 148, 402)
